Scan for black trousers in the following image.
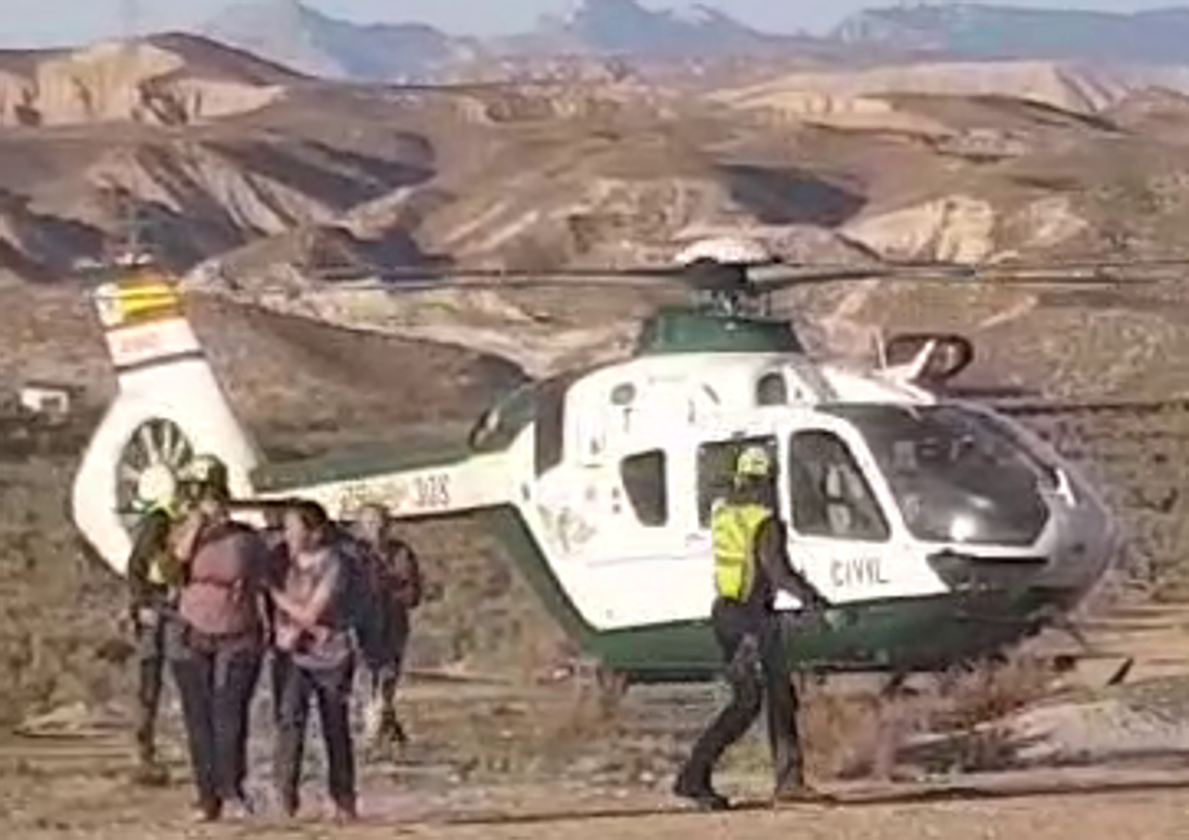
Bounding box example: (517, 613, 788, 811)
(169, 630, 263, 815)
(133, 612, 167, 761)
(678, 599, 802, 792)
(269, 649, 292, 732)
(362, 608, 410, 742)
(275, 657, 357, 814)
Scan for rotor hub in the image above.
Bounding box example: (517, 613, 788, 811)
(674, 236, 772, 267)
(136, 463, 178, 509)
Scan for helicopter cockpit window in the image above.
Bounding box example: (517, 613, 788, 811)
(469, 383, 538, 453)
(756, 372, 787, 406)
(826, 404, 1051, 547)
(620, 450, 668, 527)
(788, 431, 890, 542)
(697, 436, 778, 527)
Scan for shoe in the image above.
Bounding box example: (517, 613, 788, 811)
(333, 799, 359, 823)
(391, 720, 409, 747)
(131, 760, 170, 787)
(192, 800, 222, 823)
(772, 782, 832, 805)
(225, 792, 256, 819)
(673, 776, 730, 812)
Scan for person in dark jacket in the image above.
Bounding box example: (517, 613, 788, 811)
(674, 445, 834, 811)
(126, 493, 183, 786)
(353, 503, 422, 750)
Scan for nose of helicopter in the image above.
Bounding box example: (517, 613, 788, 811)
(1027, 498, 1121, 610)
(925, 492, 1120, 616)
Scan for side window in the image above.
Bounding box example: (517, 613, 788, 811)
(534, 377, 569, 475)
(788, 430, 889, 541)
(756, 372, 787, 406)
(620, 450, 668, 527)
(696, 435, 777, 527)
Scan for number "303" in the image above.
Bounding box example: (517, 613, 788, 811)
(414, 474, 450, 508)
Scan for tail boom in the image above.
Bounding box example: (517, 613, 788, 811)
(251, 452, 516, 522)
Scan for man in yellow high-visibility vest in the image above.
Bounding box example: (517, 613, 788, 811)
(126, 454, 229, 785)
(674, 445, 833, 811)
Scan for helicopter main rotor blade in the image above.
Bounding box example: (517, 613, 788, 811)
(747, 264, 1168, 291)
(86, 253, 1189, 302)
(239, 275, 687, 294)
(1032, 288, 1189, 313)
(313, 263, 689, 282)
(289, 263, 1171, 297)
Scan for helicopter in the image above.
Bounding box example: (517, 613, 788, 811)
(69, 236, 1179, 692)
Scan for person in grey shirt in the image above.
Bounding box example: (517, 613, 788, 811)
(270, 500, 358, 822)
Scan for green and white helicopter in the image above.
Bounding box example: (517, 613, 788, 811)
(70, 237, 1167, 690)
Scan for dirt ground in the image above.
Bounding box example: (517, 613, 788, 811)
(6, 677, 1189, 840)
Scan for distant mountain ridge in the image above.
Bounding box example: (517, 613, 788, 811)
(528, 0, 778, 54)
(832, 3, 1189, 64)
(202, 0, 477, 81)
(202, 0, 840, 79)
(198, 1, 1189, 83)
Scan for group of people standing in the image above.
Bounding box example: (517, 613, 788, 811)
(125, 445, 832, 821)
(126, 454, 422, 822)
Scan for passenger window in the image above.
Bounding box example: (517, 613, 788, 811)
(757, 372, 787, 406)
(789, 430, 889, 541)
(620, 450, 668, 526)
(697, 436, 777, 527)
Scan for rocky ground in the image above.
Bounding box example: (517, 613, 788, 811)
(7, 661, 1189, 838)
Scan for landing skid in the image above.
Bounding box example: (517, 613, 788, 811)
(859, 643, 1134, 782)
(1025, 611, 1137, 691)
(565, 660, 633, 716)
(594, 664, 632, 715)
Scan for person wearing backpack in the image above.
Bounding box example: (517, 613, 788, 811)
(352, 503, 422, 750)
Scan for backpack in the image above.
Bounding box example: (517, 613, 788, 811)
(388, 539, 423, 610)
(330, 528, 383, 644)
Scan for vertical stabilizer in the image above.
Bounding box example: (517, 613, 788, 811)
(71, 275, 260, 576)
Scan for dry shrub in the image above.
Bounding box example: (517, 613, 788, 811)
(540, 680, 622, 753)
(800, 684, 887, 779)
(793, 658, 1058, 781)
(931, 656, 1055, 734)
(0, 453, 131, 725)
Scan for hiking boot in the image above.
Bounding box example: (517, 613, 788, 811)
(191, 799, 222, 823)
(673, 775, 730, 812)
(224, 791, 257, 819)
(275, 788, 299, 819)
(131, 758, 170, 787)
(772, 781, 832, 805)
(333, 798, 359, 824)
(390, 719, 409, 747)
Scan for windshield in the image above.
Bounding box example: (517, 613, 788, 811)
(825, 404, 1052, 547)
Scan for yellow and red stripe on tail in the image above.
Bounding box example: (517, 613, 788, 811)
(92, 274, 202, 376)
